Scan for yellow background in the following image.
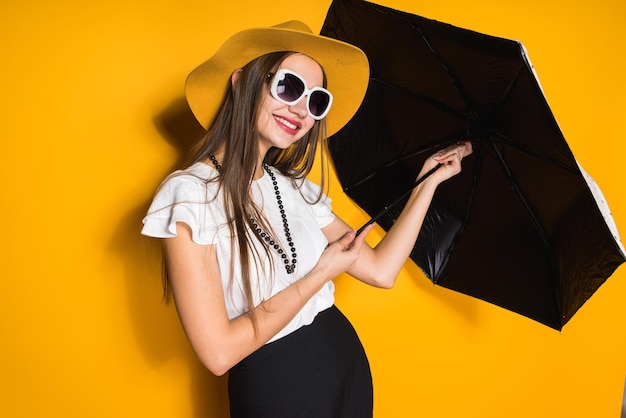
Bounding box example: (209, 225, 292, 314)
(2, 0, 625, 417)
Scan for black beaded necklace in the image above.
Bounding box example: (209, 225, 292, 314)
(208, 154, 297, 274)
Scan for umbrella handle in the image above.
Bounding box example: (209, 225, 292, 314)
(356, 163, 443, 236)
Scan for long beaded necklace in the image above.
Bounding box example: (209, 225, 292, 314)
(208, 154, 297, 274)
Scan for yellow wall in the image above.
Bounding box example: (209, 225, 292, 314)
(2, 0, 624, 417)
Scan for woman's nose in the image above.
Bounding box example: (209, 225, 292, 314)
(288, 96, 309, 118)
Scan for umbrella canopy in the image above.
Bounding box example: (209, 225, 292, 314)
(320, 0, 625, 330)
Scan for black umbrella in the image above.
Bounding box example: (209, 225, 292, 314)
(320, 0, 625, 330)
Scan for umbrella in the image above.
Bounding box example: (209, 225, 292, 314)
(320, 0, 625, 330)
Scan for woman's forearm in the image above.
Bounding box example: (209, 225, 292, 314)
(166, 225, 366, 376)
(329, 141, 472, 288)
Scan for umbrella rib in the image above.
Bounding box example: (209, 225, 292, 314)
(487, 60, 580, 176)
(489, 132, 581, 176)
(388, 14, 480, 122)
(371, 78, 470, 123)
(345, 134, 465, 191)
(370, 5, 480, 122)
(489, 139, 551, 247)
(495, 60, 525, 111)
(338, 77, 470, 192)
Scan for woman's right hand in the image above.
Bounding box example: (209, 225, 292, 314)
(313, 224, 374, 281)
(163, 222, 371, 376)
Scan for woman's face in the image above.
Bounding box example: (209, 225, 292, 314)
(256, 53, 324, 155)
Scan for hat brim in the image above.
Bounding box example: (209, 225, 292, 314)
(185, 21, 370, 137)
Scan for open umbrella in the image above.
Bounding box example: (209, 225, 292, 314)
(320, 0, 625, 330)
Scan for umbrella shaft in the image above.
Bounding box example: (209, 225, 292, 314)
(356, 163, 443, 235)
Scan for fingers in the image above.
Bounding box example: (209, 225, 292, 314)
(426, 141, 473, 184)
(456, 140, 473, 158)
(350, 224, 373, 249)
(333, 224, 372, 252)
(432, 148, 460, 165)
(316, 227, 369, 280)
(336, 229, 356, 248)
(433, 141, 472, 164)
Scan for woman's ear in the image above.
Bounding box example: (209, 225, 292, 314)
(231, 69, 243, 87)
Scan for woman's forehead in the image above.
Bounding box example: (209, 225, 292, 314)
(278, 54, 324, 85)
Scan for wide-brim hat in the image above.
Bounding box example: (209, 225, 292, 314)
(185, 20, 369, 137)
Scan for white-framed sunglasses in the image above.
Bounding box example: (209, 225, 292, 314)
(268, 68, 333, 120)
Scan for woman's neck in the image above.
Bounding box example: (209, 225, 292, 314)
(207, 149, 267, 180)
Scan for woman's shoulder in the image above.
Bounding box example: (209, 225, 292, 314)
(142, 162, 225, 242)
(157, 161, 217, 192)
(166, 161, 217, 183)
(148, 162, 221, 210)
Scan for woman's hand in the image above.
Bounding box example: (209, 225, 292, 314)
(313, 225, 374, 282)
(163, 223, 373, 376)
(421, 140, 473, 185)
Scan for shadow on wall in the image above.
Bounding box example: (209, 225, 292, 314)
(153, 96, 206, 166)
(109, 97, 230, 417)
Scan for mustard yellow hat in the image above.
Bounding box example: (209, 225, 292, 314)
(185, 21, 369, 137)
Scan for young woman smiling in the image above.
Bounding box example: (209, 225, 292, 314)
(142, 21, 472, 418)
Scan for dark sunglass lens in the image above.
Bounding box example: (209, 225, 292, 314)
(309, 91, 330, 117)
(277, 73, 305, 102)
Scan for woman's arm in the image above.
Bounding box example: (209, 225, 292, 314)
(323, 141, 473, 289)
(162, 221, 368, 376)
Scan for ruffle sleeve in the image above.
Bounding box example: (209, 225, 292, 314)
(299, 178, 335, 228)
(141, 173, 223, 245)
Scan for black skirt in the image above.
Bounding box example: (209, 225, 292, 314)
(228, 305, 373, 418)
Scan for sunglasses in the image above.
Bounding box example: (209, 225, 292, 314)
(268, 69, 333, 120)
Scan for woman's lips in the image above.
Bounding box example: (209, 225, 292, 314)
(274, 115, 301, 134)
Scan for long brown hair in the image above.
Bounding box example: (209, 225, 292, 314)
(165, 51, 329, 329)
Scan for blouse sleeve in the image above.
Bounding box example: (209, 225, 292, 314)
(299, 178, 335, 228)
(141, 174, 221, 245)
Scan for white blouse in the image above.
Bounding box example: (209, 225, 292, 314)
(142, 162, 336, 343)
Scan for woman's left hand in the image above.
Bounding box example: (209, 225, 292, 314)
(325, 140, 472, 289)
(423, 140, 473, 184)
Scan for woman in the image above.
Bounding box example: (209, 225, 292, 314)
(142, 21, 472, 417)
